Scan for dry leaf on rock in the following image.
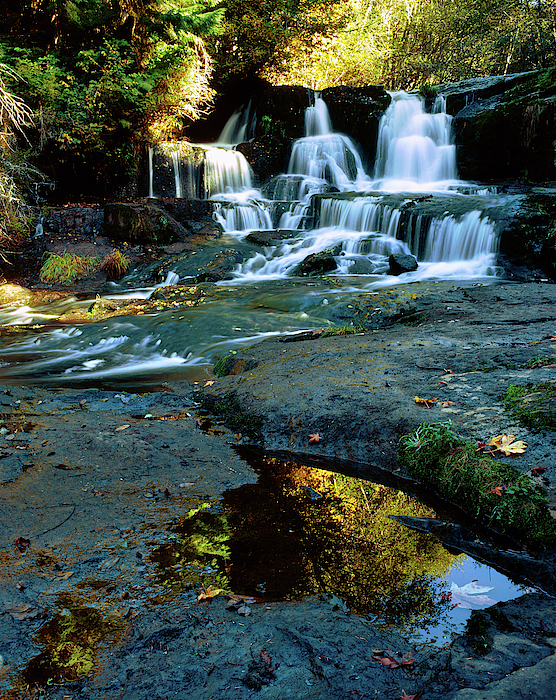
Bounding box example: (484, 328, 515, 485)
(438, 400, 456, 408)
(415, 396, 437, 408)
(308, 433, 322, 444)
(14, 537, 31, 553)
(197, 586, 223, 603)
(372, 651, 415, 669)
(399, 692, 419, 700)
(115, 424, 130, 432)
(488, 434, 527, 456)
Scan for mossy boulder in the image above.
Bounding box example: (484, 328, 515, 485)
(104, 203, 187, 244)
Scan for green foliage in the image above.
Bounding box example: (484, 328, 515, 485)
(22, 605, 117, 686)
(320, 323, 365, 338)
(503, 382, 556, 431)
(399, 422, 556, 550)
(0, 1, 225, 195)
(39, 252, 99, 285)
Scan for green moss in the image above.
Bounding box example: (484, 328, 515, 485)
(503, 382, 556, 430)
(399, 422, 556, 550)
(320, 323, 364, 338)
(199, 391, 262, 440)
(213, 351, 257, 377)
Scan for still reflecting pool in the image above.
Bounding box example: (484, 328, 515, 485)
(152, 456, 528, 645)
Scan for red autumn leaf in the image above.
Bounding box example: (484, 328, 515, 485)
(491, 486, 505, 497)
(531, 466, 547, 476)
(260, 649, 280, 671)
(308, 433, 322, 444)
(373, 652, 415, 669)
(14, 537, 31, 553)
(399, 692, 419, 700)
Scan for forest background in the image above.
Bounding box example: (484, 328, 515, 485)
(1, 0, 556, 249)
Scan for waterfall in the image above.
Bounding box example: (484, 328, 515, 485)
(217, 101, 255, 145)
(226, 92, 500, 282)
(373, 92, 458, 191)
(171, 151, 182, 199)
(204, 147, 253, 197)
(147, 91, 500, 281)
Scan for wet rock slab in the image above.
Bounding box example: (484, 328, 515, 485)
(2, 283, 556, 699)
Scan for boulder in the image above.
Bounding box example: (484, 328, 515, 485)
(438, 69, 556, 181)
(321, 85, 391, 167)
(246, 230, 299, 246)
(293, 250, 337, 276)
(104, 203, 187, 244)
(389, 253, 418, 275)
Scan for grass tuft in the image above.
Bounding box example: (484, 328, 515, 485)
(39, 252, 99, 285)
(98, 249, 130, 279)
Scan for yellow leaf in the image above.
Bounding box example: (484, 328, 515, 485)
(115, 424, 130, 431)
(415, 396, 437, 408)
(197, 585, 224, 603)
(488, 434, 527, 456)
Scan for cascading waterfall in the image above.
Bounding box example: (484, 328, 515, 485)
(373, 92, 458, 191)
(225, 92, 499, 281)
(0, 90, 505, 384)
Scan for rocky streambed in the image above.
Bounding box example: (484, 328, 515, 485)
(1, 277, 556, 699)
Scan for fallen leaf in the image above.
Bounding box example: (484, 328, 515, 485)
(373, 651, 415, 669)
(197, 586, 224, 603)
(414, 396, 437, 408)
(439, 400, 457, 407)
(531, 466, 547, 476)
(14, 537, 31, 553)
(226, 594, 265, 607)
(488, 434, 527, 456)
(115, 424, 130, 432)
(442, 369, 454, 374)
(399, 692, 418, 700)
(56, 571, 74, 581)
(203, 380, 216, 387)
(99, 556, 120, 570)
(3, 603, 40, 620)
(308, 433, 322, 444)
(490, 486, 506, 497)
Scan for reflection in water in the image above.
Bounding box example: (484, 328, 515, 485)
(21, 602, 119, 688)
(151, 458, 527, 644)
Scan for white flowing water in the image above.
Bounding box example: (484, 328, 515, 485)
(0, 91, 506, 384)
(373, 92, 458, 191)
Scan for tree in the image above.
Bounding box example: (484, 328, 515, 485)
(0, 0, 225, 197)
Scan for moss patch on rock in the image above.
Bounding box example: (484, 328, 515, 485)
(503, 382, 556, 431)
(398, 421, 556, 550)
(199, 391, 262, 440)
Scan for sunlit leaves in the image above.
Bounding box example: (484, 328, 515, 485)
(487, 434, 528, 456)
